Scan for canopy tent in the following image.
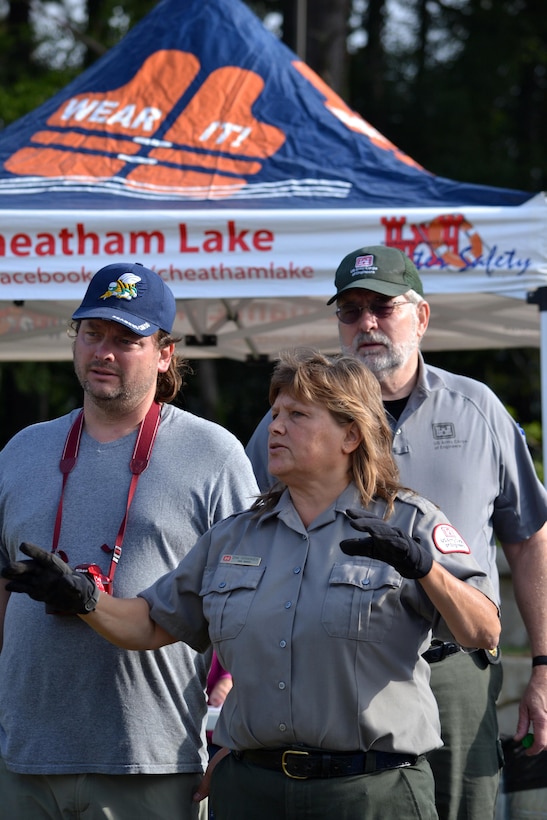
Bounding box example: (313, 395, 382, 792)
(0, 0, 545, 369)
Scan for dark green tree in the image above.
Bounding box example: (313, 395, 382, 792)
(349, 0, 547, 191)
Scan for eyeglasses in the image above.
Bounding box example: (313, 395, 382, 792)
(335, 300, 410, 325)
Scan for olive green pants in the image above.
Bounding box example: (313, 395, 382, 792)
(428, 650, 504, 820)
(0, 755, 208, 820)
(210, 752, 437, 819)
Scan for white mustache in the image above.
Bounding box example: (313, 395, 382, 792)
(355, 331, 390, 347)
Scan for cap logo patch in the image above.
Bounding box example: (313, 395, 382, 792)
(432, 524, 470, 554)
(355, 255, 374, 268)
(100, 272, 142, 302)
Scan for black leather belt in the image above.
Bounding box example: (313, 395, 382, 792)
(422, 640, 461, 664)
(233, 748, 418, 779)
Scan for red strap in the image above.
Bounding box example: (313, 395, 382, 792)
(130, 400, 162, 475)
(51, 410, 84, 555)
(52, 402, 162, 587)
(60, 410, 84, 474)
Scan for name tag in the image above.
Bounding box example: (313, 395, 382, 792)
(221, 554, 262, 566)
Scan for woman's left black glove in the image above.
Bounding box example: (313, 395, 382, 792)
(339, 509, 433, 579)
(1, 542, 99, 614)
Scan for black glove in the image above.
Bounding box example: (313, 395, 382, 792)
(1, 542, 100, 614)
(339, 509, 433, 579)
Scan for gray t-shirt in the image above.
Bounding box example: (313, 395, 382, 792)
(246, 355, 547, 602)
(140, 483, 495, 756)
(0, 403, 258, 775)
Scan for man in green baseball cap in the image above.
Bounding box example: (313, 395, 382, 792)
(326, 245, 424, 304)
(246, 242, 547, 820)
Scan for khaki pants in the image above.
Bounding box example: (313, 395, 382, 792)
(0, 755, 208, 820)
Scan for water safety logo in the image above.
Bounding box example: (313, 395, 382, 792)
(381, 211, 532, 274)
(382, 213, 484, 270)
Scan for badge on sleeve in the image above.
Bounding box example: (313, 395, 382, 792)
(482, 646, 502, 664)
(432, 524, 471, 554)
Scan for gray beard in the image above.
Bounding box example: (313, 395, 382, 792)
(341, 330, 418, 378)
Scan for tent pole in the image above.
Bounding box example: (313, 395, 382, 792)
(296, 0, 307, 60)
(540, 308, 547, 487)
(527, 286, 547, 486)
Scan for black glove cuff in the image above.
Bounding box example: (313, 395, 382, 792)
(80, 575, 101, 614)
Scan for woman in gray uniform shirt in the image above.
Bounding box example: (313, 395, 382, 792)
(3, 349, 500, 820)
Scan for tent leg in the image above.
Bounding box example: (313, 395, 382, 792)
(540, 311, 547, 487)
(527, 287, 547, 487)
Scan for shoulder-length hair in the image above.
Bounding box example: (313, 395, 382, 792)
(253, 348, 400, 516)
(155, 330, 191, 403)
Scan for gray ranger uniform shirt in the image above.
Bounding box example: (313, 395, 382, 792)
(140, 483, 496, 757)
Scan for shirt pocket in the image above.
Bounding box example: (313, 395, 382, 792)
(321, 561, 402, 642)
(200, 564, 266, 641)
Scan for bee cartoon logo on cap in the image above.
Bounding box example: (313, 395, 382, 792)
(100, 273, 142, 302)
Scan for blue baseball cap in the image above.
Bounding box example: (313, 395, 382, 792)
(72, 262, 176, 336)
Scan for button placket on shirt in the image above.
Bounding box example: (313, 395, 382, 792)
(276, 531, 309, 734)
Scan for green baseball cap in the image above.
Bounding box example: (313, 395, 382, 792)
(327, 245, 424, 305)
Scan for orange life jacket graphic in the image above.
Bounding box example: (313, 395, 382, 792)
(5, 50, 285, 198)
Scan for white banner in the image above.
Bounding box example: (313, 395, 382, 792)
(0, 196, 546, 301)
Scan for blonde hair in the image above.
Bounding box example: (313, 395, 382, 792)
(253, 348, 400, 515)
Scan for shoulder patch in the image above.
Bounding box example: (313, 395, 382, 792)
(432, 524, 470, 554)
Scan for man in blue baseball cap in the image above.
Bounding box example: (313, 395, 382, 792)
(0, 262, 258, 820)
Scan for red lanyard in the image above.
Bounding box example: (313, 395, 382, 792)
(51, 401, 162, 584)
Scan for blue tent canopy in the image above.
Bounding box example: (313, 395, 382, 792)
(0, 0, 532, 211)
